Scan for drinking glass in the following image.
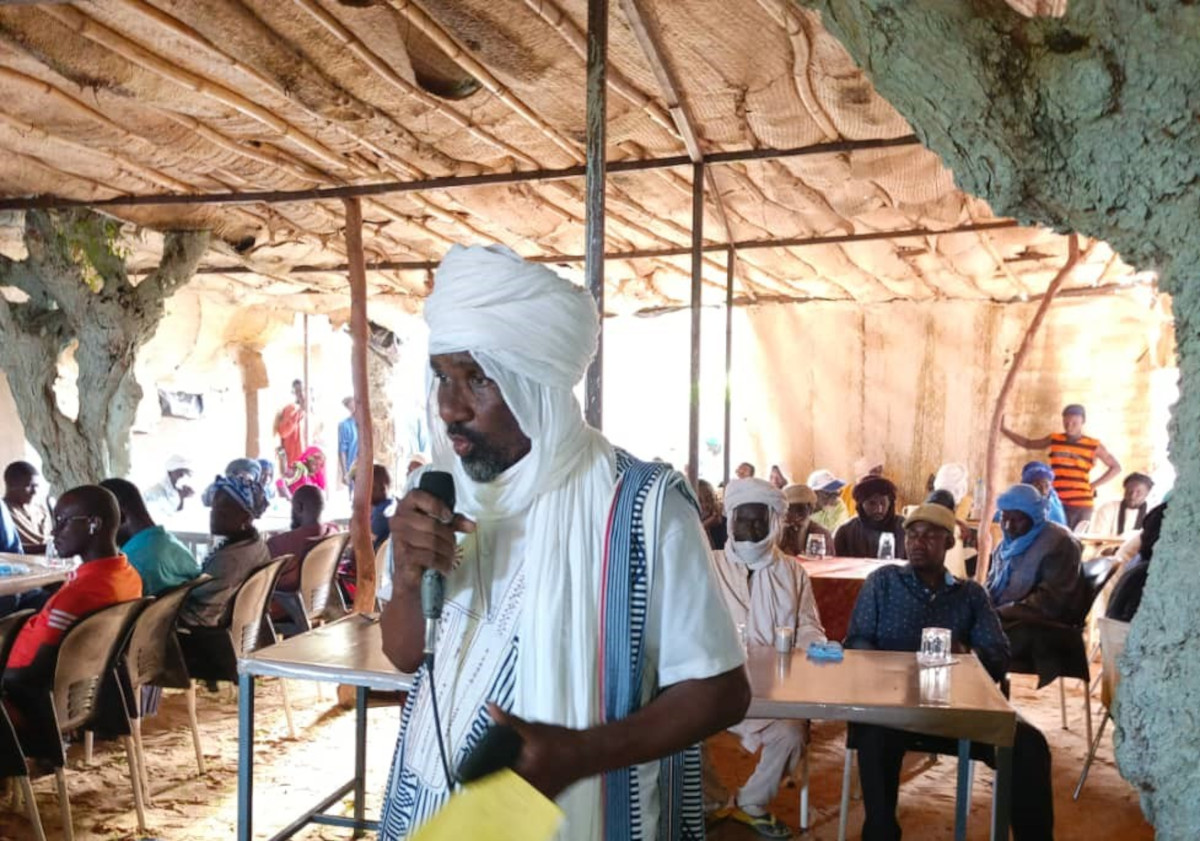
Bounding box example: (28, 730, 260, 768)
(919, 665, 951, 705)
(774, 625, 795, 654)
(917, 627, 952, 667)
(806, 533, 827, 558)
(877, 532, 896, 560)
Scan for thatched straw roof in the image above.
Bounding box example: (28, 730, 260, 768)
(0, 0, 1134, 314)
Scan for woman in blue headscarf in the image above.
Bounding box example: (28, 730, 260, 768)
(1020, 461, 1068, 527)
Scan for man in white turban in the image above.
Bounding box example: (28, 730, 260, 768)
(709, 478, 825, 839)
(379, 245, 748, 841)
(142, 454, 195, 521)
(933, 462, 972, 518)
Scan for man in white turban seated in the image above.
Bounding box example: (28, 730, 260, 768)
(709, 478, 825, 839)
(379, 245, 749, 841)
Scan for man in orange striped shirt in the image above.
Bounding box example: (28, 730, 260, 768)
(1001, 404, 1121, 530)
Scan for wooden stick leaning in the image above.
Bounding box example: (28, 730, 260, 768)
(976, 233, 1082, 584)
(345, 197, 377, 614)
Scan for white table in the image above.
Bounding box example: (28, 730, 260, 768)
(746, 646, 1016, 840)
(236, 614, 413, 841)
(0, 552, 68, 597)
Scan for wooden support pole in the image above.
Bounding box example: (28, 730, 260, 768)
(344, 198, 377, 612)
(976, 233, 1082, 584)
(687, 163, 704, 488)
(584, 0, 608, 430)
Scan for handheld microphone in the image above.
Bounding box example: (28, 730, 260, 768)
(418, 470, 456, 659)
(417, 469, 523, 787)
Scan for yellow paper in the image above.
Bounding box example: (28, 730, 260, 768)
(408, 769, 564, 841)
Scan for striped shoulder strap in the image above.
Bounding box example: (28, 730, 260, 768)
(600, 451, 705, 841)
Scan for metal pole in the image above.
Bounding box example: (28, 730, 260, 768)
(236, 672, 255, 841)
(584, 0, 608, 430)
(178, 220, 1021, 277)
(0, 136, 921, 212)
(687, 163, 703, 488)
(354, 685, 368, 836)
(723, 247, 734, 485)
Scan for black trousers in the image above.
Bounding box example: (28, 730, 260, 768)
(854, 718, 1054, 841)
(1063, 505, 1092, 531)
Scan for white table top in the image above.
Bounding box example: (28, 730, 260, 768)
(0, 552, 69, 597)
(239, 614, 414, 692)
(745, 646, 1016, 747)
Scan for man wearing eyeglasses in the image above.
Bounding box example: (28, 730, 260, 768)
(2, 485, 142, 736)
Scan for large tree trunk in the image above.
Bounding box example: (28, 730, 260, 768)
(791, 2, 1200, 834)
(367, 321, 400, 476)
(0, 210, 208, 491)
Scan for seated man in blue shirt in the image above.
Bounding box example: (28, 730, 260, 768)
(370, 465, 395, 549)
(845, 503, 1054, 841)
(100, 478, 201, 596)
(0, 499, 21, 555)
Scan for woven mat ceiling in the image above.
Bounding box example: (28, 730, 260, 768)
(0, 0, 1135, 315)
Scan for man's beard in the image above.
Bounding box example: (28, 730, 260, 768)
(862, 508, 892, 528)
(448, 423, 519, 483)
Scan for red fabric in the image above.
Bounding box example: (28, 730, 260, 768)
(275, 404, 304, 465)
(798, 556, 900, 643)
(7, 555, 143, 670)
(809, 577, 865, 643)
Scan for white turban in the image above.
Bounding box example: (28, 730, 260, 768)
(934, 462, 970, 505)
(723, 478, 786, 570)
(425, 244, 600, 390)
(423, 244, 609, 524)
(723, 477, 787, 517)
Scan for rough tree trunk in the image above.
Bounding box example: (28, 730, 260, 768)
(0, 210, 208, 490)
(367, 320, 400, 476)
(790, 2, 1200, 834)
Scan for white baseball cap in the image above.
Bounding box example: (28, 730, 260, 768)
(806, 469, 846, 493)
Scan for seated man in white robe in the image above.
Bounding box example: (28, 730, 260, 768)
(711, 478, 826, 839)
(379, 245, 749, 841)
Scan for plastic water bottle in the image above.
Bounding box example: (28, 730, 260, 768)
(877, 532, 896, 561)
(44, 540, 60, 569)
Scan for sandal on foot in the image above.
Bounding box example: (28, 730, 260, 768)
(728, 808, 793, 839)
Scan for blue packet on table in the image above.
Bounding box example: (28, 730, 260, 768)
(0, 563, 31, 577)
(807, 641, 844, 662)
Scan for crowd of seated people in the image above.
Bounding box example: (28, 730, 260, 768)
(697, 410, 1158, 838)
(0, 394, 1163, 836)
(0, 451, 408, 740)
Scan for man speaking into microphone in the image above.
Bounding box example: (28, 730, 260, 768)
(379, 245, 749, 840)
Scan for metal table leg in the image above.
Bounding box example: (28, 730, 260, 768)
(354, 685, 368, 837)
(237, 672, 255, 841)
(991, 745, 1013, 840)
(955, 739, 971, 841)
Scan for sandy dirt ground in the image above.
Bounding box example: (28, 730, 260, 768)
(0, 672, 1152, 840)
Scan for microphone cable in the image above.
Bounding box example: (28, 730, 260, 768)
(424, 650, 456, 793)
(415, 470, 457, 794)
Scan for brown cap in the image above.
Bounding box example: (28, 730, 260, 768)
(903, 503, 957, 535)
(782, 484, 818, 506)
